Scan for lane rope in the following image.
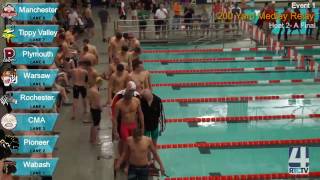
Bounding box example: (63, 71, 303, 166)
(165, 114, 320, 123)
(157, 138, 320, 149)
(143, 54, 320, 63)
(162, 94, 320, 103)
(150, 66, 304, 74)
(152, 79, 320, 87)
(143, 56, 287, 63)
(142, 47, 269, 54)
(294, 45, 320, 50)
(164, 171, 320, 180)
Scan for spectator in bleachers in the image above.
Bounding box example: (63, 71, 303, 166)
(138, 4, 149, 39)
(131, 2, 138, 25)
(119, 0, 127, 20)
(278, 7, 290, 41)
(262, 3, 276, 35)
(306, 8, 315, 38)
(184, 3, 195, 36)
(200, 5, 210, 36)
(317, 9, 320, 40)
(155, 3, 169, 39)
(290, 8, 301, 36)
(231, 2, 241, 33)
(172, 1, 182, 30)
(256, 2, 268, 29)
(212, 0, 222, 24)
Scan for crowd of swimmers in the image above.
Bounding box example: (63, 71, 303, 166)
(1, 0, 166, 179)
(106, 31, 166, 179)
(56, 12, 167, 179)
(55, 21, 166, 178)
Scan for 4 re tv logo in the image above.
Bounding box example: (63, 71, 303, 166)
(3, 48, 15, 62)
(288, 147, 309, 174)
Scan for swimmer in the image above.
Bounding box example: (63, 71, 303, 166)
(108, 64, 130, 105)
(115, 128, 165, 179)
(83, 39, 99, 63)
(80, 46, 98, 66)
(107, 55, 127, 80)
(85, 61, 99, 91)
(118, 45, 132, 72)
(55, 47, 65, 67)
(130, 59, 152, 90)
(141, 89, 165, 147)
(124, 33, 141, 50)
(129, 47, 142, 62)
(70, 61, 89, 120)
(65, 29, 75, 45)
(113, 81, 144, 152)
(88, 77, 103, 145)
(108, 32, 125, 63)
(61, 56, 76, 78)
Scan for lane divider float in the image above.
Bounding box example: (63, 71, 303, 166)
(150, 66, 304, 74)
(157, 138, 320, 149)
(142, 47, 269, 54)
(165, 114, 320, 123)
(143, 56, 287, 63)
(152, 79, 320, 87)
(294, 45, 320, 50)
(164, 171, 320, 180)
(162, 93, 320, 103)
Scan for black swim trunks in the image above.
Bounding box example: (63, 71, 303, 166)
(73, 85, 87, 99)
(90, 108, 101, 126)
(128, 164, 149, 180)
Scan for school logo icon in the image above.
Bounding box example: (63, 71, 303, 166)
(2, 28, 15, 43)
(3, 48, 15, 62)
(0, 94, 17, 106)
(1, 4, 17, 19)
(1, 69, 17, 86)
(288, 147, 309, 174)
(1, 114, 17, 130)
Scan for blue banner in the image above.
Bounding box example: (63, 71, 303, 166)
(8, 91, 59, 110)
(5, 25, 58, 43)
(12, 113, 59, 131)
(8, 3, 58, 21)
(13, 69, 58, 87)
(7, 47, 58, 65)
(7, 158, 58, 176)
(12, 136, 59, 154)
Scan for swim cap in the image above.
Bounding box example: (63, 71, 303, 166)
(128, 81, 136, 90)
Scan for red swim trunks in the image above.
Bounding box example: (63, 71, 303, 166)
(120, 122, 137, 140)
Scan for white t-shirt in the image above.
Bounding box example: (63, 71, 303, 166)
(120, 2, 126, 15)
(68, 11, 79, 26)
(155, 8, 168, 20)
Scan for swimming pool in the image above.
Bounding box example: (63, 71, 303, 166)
(142, 44, 320, 179)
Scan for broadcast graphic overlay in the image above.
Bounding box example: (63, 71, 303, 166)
(1, 2, 59, 178)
